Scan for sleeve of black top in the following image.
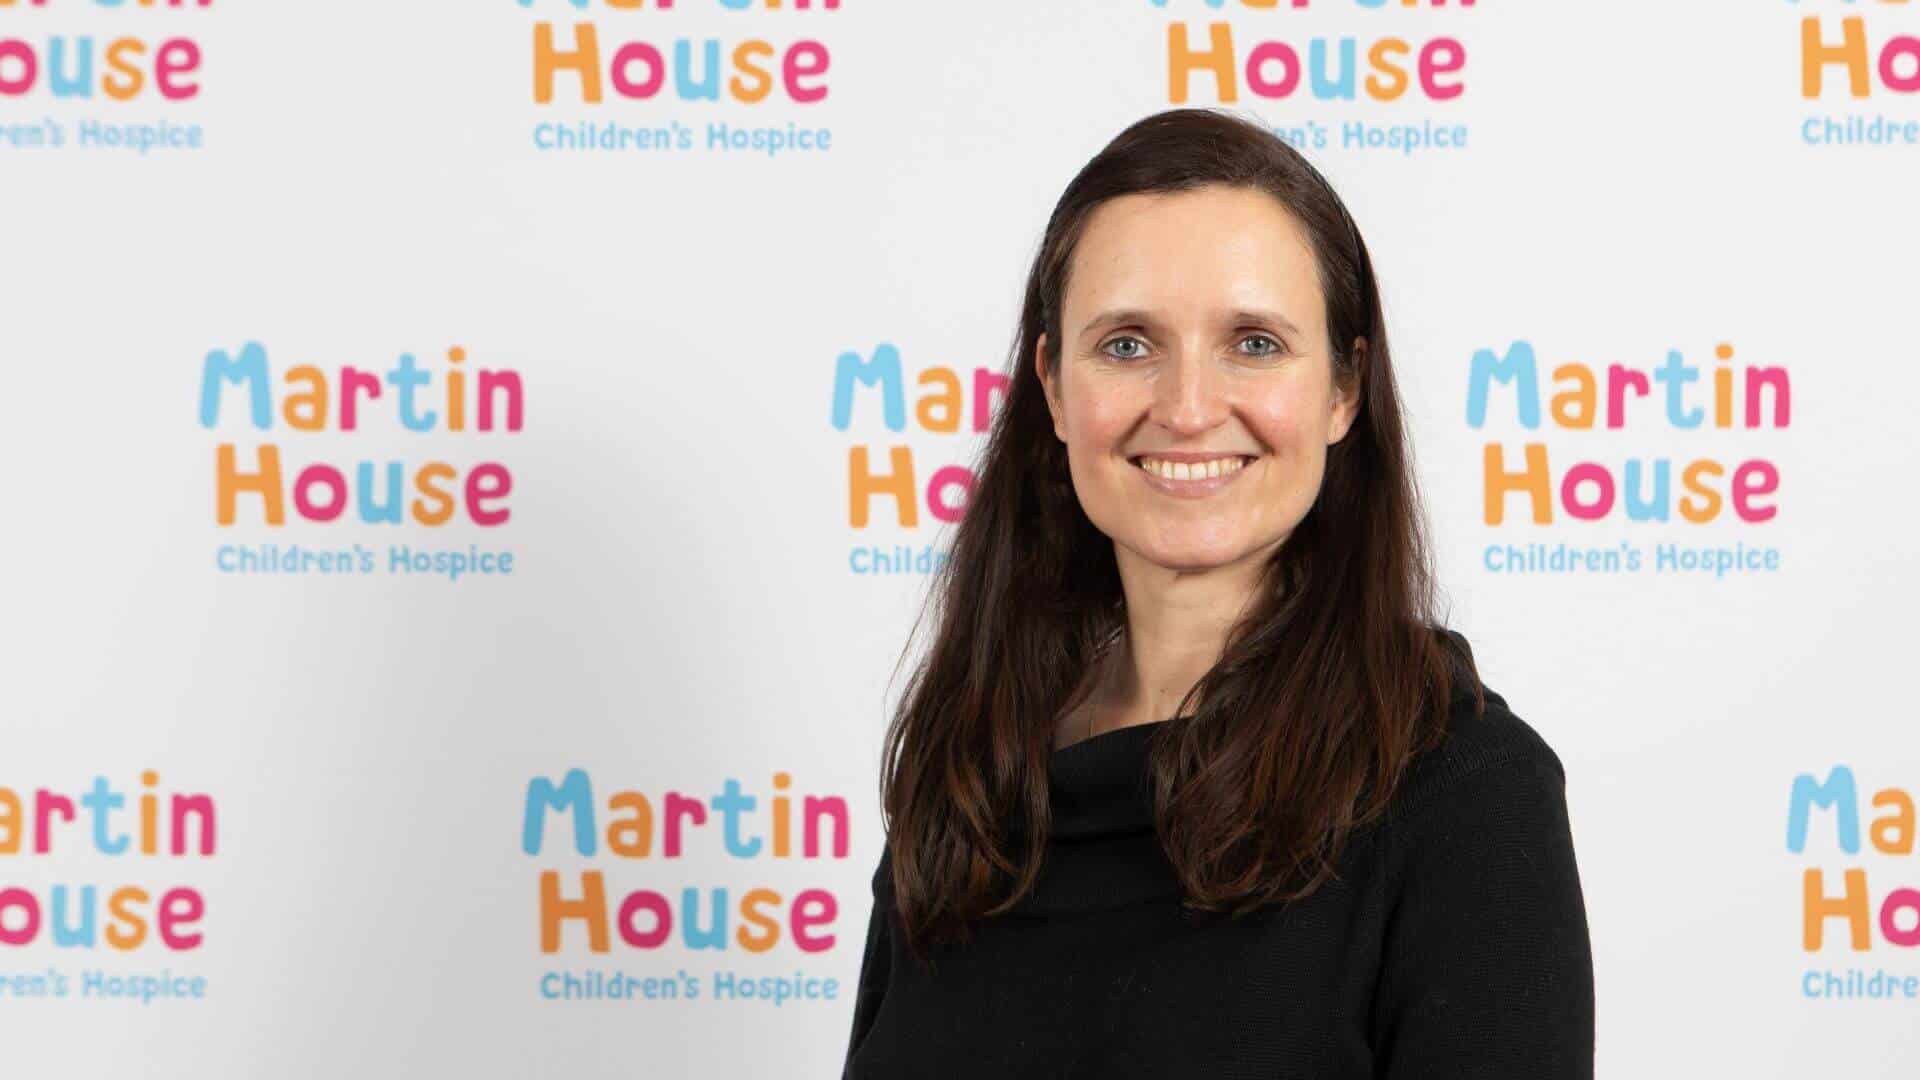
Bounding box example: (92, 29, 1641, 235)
(1371, 748, 1596, 1079)
(841, 868, 891, 1077)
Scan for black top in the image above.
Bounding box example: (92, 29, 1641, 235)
(841, 681, 1595, 1079)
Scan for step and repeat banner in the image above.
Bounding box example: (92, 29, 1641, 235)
(1, 0, 1915, 1076)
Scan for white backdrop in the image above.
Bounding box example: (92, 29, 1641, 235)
(2, 0, 1917, 1075)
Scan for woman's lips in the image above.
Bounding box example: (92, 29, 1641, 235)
(1130, 454, 1257, 499)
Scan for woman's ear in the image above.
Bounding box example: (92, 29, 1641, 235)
(1328, 337, 1364, 445)
(1036, 333, 1065, 442)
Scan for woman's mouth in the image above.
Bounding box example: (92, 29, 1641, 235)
(1129, 454, 1258, 498)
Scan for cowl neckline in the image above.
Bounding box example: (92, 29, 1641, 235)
(1046, 719, 1166, 839)
(987, 720, 1182, 916)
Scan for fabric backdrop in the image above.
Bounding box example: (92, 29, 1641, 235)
(1, 0, 1914, 1075)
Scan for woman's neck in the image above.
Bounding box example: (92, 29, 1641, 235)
(1106, 545, 1268, 727)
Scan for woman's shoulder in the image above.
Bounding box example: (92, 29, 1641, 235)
(1347, 674, 1579, 904)
(1386, 632, 1569, 827)
(869, 842, 893, 902)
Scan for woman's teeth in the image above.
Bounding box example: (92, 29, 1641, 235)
(1135, 456, 1250, 480)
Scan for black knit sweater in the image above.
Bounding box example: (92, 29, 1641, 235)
(841, 682, 1595, 1078)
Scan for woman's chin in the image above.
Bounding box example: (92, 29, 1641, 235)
(1129, 539, 1266, 575)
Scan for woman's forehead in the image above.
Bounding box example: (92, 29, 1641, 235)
(1065, 188, 1326, 333)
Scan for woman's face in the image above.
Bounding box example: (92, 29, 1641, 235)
(1038, 184, 1361, 574)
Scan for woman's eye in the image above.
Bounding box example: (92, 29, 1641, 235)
(1101, 334, 1283, 360)
(1242, 334, 1284, 357)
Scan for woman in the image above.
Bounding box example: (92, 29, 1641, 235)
(841, 108, 1595, 1078)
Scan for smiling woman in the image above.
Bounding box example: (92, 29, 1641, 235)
(1037, 183, 1361, 579)
(842, 107, 1595, 1079)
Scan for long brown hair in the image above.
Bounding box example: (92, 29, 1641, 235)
(876, 107, 1483, 966)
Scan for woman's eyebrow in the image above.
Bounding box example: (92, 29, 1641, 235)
(1227, 308, 1304, 337)
(1081, 308, 1158, 336)
(1081, 307, 1302, 337)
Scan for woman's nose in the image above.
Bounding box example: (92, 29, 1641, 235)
(1150, 345, 1231, 435)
